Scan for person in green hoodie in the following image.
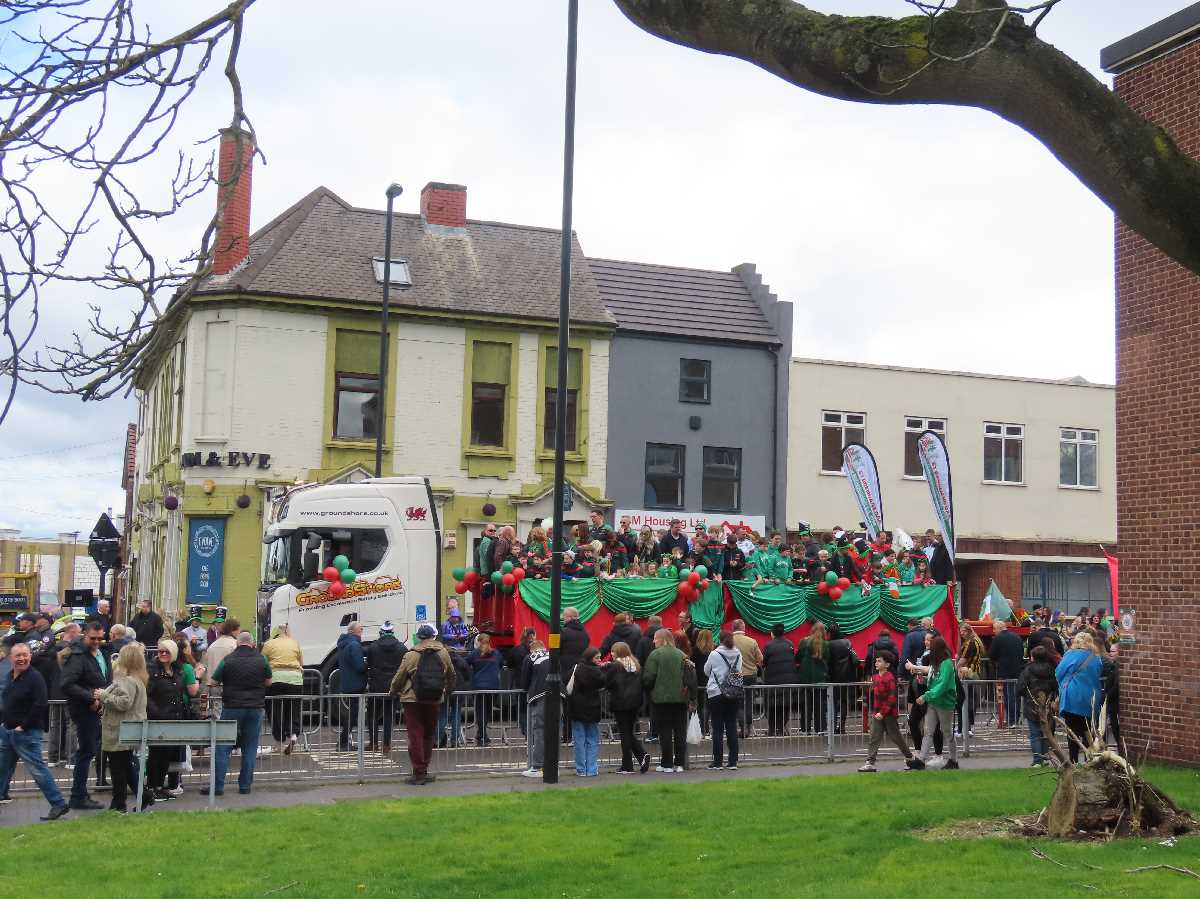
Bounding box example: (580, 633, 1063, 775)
(912, 636, 960, 769)
(642, 628, 694, 772)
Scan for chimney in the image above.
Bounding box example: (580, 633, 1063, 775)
(213, 127, 254, 275)
(420, 182, 467, 231)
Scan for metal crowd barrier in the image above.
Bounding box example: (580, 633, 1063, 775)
(4, 680, 1042, 794)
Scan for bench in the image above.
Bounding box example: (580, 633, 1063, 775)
(118, 719, 239, 809)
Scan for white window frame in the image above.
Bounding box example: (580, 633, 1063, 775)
(903, 416, 946, 479)
(982, 421, 1024, 485)
(821, 410, 866, 475)
(1059, 427, 1099, 489)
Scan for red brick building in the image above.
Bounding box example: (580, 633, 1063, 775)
(1103, 8, 1200, 764)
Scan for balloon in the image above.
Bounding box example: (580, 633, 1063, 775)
(829, 586, 843, 601)
(502, 572, 516, 587)
(332, 555, 350, 571)
(817, 581, 830, 595)
(340, 568, 357, 584)
(501, 560, 514, 574)
(690, 586, 701, 602)
(678, 567, 692, 581)
(824, 571, 838, 585)
(687, 571, 700, 586)
(837, 577, 851, 590)
(699, 579, 710, 592)
(512, 567, 526, 581)
(491, 571, 503, 585)
(501, 582, 514, 594)
(329, 580, 347, 598)
(322, 566, 339, 583)
(676, 582, 690, 597)
(451, 567, 466, 581)
(695, 565, 708, 579)
(454, 581, 468, 594)
(463, 571, 479, 587)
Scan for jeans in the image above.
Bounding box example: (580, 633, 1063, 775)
(1027, 715, 1048, 764)
(571, 720, 599, 775)
(214, 707, 263, 792)
(527, 698, 545, 769)
(0, 725, 65, 808)
(919, 704, 957, 763)
(709, 694, 739, 766)
(652, 703, 687, 769)
(612, 708, 646, 771)
(1000, 681, 1020, 728)
(70, 710, 101, 803)
(438, 696, 463, 747)
(403, 702, 439, 777)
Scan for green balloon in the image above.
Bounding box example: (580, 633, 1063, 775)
(451, 567, 466, 581)
(491, 571, 503, 585)
(501, 582, 514, 593)
(695, 565, 708, 579)
(824, 571, 838, 585)
(501, 560, 514, 574)
(678, 567, 692, 581)
(332, 555, 350, 571)
(340, 568, 357, 584)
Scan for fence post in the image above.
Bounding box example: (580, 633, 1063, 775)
(356, 694, 366, 783)
(962, 682, 972, 758)
(826, 685, 835, 762)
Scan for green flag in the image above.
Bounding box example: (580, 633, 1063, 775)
(980, 579, 1011, 622)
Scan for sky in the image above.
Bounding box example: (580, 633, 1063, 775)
(0, 0, 1187, 537)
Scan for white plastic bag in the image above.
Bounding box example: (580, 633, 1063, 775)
(686, 712, 702, 745)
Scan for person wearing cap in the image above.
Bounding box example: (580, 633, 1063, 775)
(366, 621, 407, 753)
(181, 615, 208, 658)
(440, 607, 469, 650)
(262, 623, 304, 754)
(389, 623, 455, 785)
(206, 607, 228, 647)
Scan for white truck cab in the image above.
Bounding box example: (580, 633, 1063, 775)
(261, 476, 442, 671)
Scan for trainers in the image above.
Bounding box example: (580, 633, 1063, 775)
(706, 762, 723, 770)
(403, 775, 426, 786)
(41, 804, 70, 822)
(858, 762, 877, 773)
(0, 795, 12, 804)
(153, 788, 174, 801)
(639, 755, 651, 774)
(724, 764, 738, 770)
(674, 766, 685, 773)
(944, 760, 960, 770)
(167, 786, 184, 797)
(655, 765, 672, 773)
(520, 768, 541, 778)
(905, 757, 926, 770)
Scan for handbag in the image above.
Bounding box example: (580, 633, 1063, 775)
(565, 665, 577, 696)
(686, 711, 702, 745)
(719, 650, 744, 700)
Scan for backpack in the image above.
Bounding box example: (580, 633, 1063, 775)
(718, 649, 743, 700)
(413, 649, 447, 702)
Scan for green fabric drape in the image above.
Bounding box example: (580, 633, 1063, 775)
(688, 580, 726, 634)
(517, 579, 602, 623)
(600, 579, 678, 618)
(878, 584, 948, 631)
(724, 582, 810, 632)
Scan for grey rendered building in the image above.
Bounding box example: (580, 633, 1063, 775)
(591, 258, 792, 533)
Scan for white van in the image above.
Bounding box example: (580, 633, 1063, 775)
(261, 476, 442, 675)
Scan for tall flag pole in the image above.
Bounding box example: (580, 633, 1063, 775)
(916, 429, 955, 563)
(840, 442, 885, 541)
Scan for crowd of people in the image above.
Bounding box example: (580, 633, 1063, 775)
(474, 512, 956, 591)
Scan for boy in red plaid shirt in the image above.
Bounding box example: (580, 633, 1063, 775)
(859, 650, 923, 772)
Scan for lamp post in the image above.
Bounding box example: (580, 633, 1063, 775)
(543, 0, 579, 786)
(375, 183, 405, 478)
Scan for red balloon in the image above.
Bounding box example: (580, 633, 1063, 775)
(837, 577, 851, 590)
(454, 581, 468, 594)
(699, 578, 710, 592)
(512, 567, 526, 581)
(323, 566, 339, 583)
(829, 586, 843, 601)
(329, 580, 347, 598)
(817, 581, 830, 595)
(501, 572, 516, 587)
(687, 571, 700, 586)
(676, 581, 690, 597)
(463, 571, 479, 587)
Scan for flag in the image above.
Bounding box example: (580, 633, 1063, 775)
(916, 430, 955, 563)
(1102, 546, 1119, 619)
(980, 580, 1011, 622)
(840, 442, 885, 541)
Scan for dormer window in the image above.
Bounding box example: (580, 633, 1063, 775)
(371, 257, 412, 287)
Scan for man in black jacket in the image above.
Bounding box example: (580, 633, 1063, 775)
(365, 622, 407, 753)
(988, 620, 1026, 728)
(721, 534, 747, 582)
(599, 613, 643, 658)
(927, 532, 954, 584)
(558, 607, 590, 743)
(59, 621, 110, 810)
(209, 632, 272, 796)
(761, 624, 795, 736)
(0, 642, 69, 819)
(656, 520, 689, 560)
(130, 599, 164, 646)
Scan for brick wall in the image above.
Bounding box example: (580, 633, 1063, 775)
(1113, 39, 1200, 764)
(961, 559, 1022, 620)
(213, 128, 253, 276)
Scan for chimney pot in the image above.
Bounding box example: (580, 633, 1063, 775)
(420, 182, 467, 230)
(213, 127, 255, 275)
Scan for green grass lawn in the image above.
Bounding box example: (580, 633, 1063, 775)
(4, 766, 1199, 898)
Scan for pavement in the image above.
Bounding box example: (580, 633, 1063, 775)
(0, 751, 1033, 828)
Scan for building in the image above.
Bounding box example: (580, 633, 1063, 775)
(1102, 4, 1200, 764)
(0, 529, 93, 616)
(594, 258, 792, 535)
(788, 358, 1116, 618)
(129, 130, 615, 624)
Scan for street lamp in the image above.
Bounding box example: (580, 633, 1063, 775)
(374, 183, 406, 479)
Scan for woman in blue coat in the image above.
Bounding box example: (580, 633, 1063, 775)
(1055, 632, 1104, 764)
(467, 634, 503, 746)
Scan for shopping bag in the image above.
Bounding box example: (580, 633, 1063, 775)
(686, 712, 702, 745)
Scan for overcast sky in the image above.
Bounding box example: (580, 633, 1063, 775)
(0, 0, 1186, 537)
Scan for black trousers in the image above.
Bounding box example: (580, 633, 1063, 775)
(652, 703, 687, 769)
(267, 682, 302, 743)
(107, 750, 135, 810)
(368, 695, 395, 748)
(1064, 712, 1090, 764)
(613, 708, 647, 771)
(908, 702, 942, 755)
(766, 686, 790, 735)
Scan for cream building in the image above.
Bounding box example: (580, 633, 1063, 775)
(788, 358, 1116, 617)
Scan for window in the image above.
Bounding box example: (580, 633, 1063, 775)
(333, 330, 380, 440)
(285, 527, 389, 587)
(679, 358, 711, 403)
(702, 446, 741, 512)
(1059, 427, 1098, 488)
(371, 257, 412, 287)
(821, 410, 866, 473)
(543, 347, 582, 451)
(644, 443, 685, 508)
(983, 422, 1023, 483)
(904, 417, 946, 477)
(470, 341, 511, 447)
(1022, 562, 1110, 618)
